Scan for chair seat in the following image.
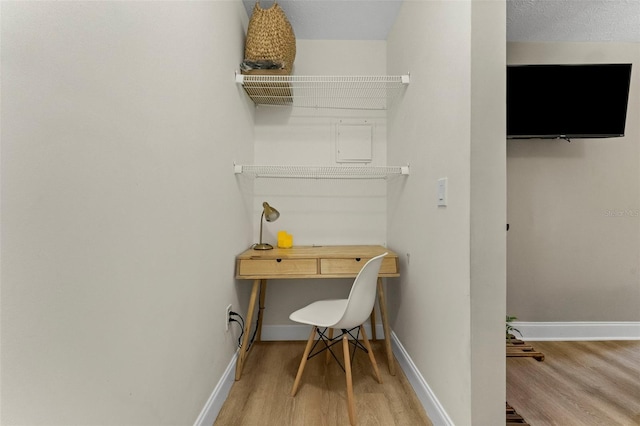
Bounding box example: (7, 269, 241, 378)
(289, 299, 348, 328)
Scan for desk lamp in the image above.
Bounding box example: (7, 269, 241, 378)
(253, 201, 280, 250)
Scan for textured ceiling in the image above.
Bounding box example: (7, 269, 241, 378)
(243, 0, 640, 42)
(508, 0, 640, 42)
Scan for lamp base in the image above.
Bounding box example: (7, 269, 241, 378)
(252, 243, 274, 250)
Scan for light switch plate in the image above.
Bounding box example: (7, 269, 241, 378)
(437, 178, 447, 206)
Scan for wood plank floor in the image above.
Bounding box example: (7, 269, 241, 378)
(214, 341, 433, 426)
(507, 340, 640, 426)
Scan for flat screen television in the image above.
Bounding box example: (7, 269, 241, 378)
(507, 64, 632, 139)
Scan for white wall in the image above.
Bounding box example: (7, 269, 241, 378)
(470, 2, 507, 423)
(507, 42, 640, 322)
(252, 40, 388, 247)
(387, 1, 505, 424)
(1, 2, 254, 424)
(387, 2, 472, 422)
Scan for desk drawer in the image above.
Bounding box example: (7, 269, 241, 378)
(320, 257, 398, 275)
(238, 258, 318, 276)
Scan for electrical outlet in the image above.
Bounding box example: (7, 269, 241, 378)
(225, 304, 232, 332)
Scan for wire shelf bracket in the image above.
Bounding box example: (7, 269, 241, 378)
(234, 164, 410, 180)
(235, 72, 410, 110)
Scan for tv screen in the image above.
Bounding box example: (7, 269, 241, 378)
(507, 64, 632, 139)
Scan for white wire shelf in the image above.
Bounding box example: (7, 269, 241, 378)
(234, 164, 410, 180)
(235, 73, 410, 110)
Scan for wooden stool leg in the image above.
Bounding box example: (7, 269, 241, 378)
(342, 334, 356, 425)
(325, 327, 334, 365)
(360, 325, 381, 384)
(291, 326, 317, 397)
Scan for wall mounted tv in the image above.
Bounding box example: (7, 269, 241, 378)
(507, 63, 632, 140)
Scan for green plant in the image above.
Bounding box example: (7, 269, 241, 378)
(506, 315, 522, 342)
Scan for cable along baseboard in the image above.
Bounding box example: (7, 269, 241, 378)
(234, 164, 410, 180)
(235, 73, 410, 110)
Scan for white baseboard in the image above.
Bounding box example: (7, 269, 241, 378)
(513, 321, 640, 341)
(389, 331, 454, 426)
(193, 350, 238, 426)
(195, 326, 453, 426)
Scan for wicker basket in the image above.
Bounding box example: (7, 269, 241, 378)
(244, 1, 296, 74)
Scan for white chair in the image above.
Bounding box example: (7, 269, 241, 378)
(289, 252, 387, 425)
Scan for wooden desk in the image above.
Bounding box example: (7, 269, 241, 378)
(234, 245, 399, 380)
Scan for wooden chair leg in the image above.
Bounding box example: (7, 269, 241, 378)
(291, 326, 317, 397)
(359, 325, 382, 384)
(342, 334, 356, 425)
(325, 327, 334, 365)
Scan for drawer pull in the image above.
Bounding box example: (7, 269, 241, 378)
(276, 258, 282, 263)
(355, 258, 361, 262)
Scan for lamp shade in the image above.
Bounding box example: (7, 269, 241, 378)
(263, 202, 280, 222)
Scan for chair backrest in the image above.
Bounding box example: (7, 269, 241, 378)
(333, 252, 387, 330)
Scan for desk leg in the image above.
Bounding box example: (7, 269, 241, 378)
(370, 308, 377, 341)
(256, 280, 267, 342)
(235, 279, 260, 381)
(377, 277, 395, 375)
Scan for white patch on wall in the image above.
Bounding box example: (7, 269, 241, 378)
(336, 119, 373, 163)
